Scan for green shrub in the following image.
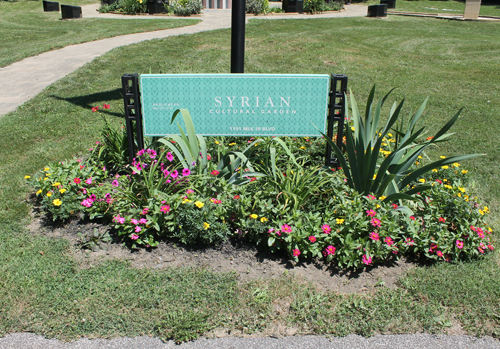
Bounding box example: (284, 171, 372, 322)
(303, 0, 328, 13)
(246, 0, 269, 14)
(174, 0, 202, 16)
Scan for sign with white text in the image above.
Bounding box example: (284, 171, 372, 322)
(140, 74, 330, 137)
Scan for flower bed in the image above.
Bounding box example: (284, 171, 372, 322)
(26, 90, 494, 269)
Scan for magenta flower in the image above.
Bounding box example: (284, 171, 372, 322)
(163, 170, 170, 178)
(81, 199, 93, 208)
(478, 231, 485, 239)
(160, 205, 171, 213)
(384, 236, 394, 247)
(409, 216, 416, 220)
(392, 203, 398, 209)
(405, 237, 415, 246)
(366, 209, 377, 217)
(429, 243, 438, 253)
(146, 149, 157, 159)
(166, 152, 174, 162)
(211, 170, 220, 176)
(321, 224, 331, 234)
(139, 218, 147, 225)
(85, 177, 92, 185)
(362, 254, 372, 265)
(367, 194, 376, 200)
(324, 245, 336, 255)
(73, 178, 81, 184)
(308, 236, 316, 243)
(113, 215, 125, 224)
(370, 218, 381, 227)
(131, 234, 139, 240)
(281, 224, 292, 233)
(141, 207, 149, 215)
(89, 194, 96, 202)
(182, 168, 191, 177)
(292, 249, 300, 257)
(436, 251, 443, 257)
(369, 232, 380, 241)
(171, 170, 179, 179)
(136, 149, 145, 157)
(131, 218, 139, 225)
(134, 226, 142, 233)
(186, 189, 194, 194)
(456, 240, 464, 249)
(112, 180, 119, 187)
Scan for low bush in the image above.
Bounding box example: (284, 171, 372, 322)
(174, 0, 202, 16)
(246, 0, 269, 14)
(27, 89, 495, 269)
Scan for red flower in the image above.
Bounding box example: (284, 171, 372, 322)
(439, 217, 446, 223)
(250, 177, 257, 182)
(73, 178, 81, 184)
(102, 103, 110, 109)
(211, 170, 220, 176)
(91, 106, 99, 112)
(392, 203, 398, 209)
(233, 195, 240, 200)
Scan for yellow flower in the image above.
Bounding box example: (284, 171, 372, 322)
(488, 227, 493, 233)
(36, 189, 42, 195)
(43, 177, 49, 181)
(195, 201, 204, 208)
(46, 192, 52, 197)
(379, 196, 386, 201)
(418, 155, 422, 159)
(440, 156, 446, 159)
(458, 187, 466, 193)
(249, 214, 258, 219)
(300, 146, 306, 150)
(443, 179, 448, 182)
(441, 165, 449, 170)
(388, 133, 393, 137)
(479, 209, 484, 216)
(215, 140, 219, 145)
(444, 185, 453, 189)
(418, 179, 425, 183)
(46, 173, 50, 176)
(461, 170, 468, 175)
(389, 139, 395, 143)
(52, 182, 61, 187)
(336, 218, 344, 225)
(229, 142, 236, 146)
(432, 169, 438, 173)
(484, 206, 489, 213)
(376, 204, 381, 208)
(351, 126, 355, 131)
(260, 217, 268, 223)
(254, 143, 259, 147)
(44, 167, 50, 171)
(381, 142, 387, 146)
(182, 199, 192, 204)
(53, 199, 62, 206)
(373, 174, 377, 180)
(24, 175, 31, 179)
(457, 193, 461, 197)
(415, 161, 419, 165)
(203, 222, 210, 230)
(464, 195, 469, 202)
(59, 188, 66, 194)
(453, 162, 460, 167)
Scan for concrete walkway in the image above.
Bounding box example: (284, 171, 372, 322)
(0, 4, 366, 117)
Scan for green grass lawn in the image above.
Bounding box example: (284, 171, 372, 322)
(0, 0, 199, 68)
(1, 15, 500, 341)
(389, 0, 500, 17)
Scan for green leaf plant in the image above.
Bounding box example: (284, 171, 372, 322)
(323, 86, 483, 203)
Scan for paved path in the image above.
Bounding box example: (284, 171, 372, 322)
(0, 4, 366, 117)
(1, 332, 499, 349)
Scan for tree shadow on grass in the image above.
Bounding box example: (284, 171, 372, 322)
(50, 88, 124, 118)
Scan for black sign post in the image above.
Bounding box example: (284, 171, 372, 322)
(231, 0, 245, 73)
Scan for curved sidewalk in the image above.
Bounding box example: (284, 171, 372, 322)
(0, 4, 366, 117)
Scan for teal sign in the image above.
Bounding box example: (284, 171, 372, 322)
(140, 74, 330, 137)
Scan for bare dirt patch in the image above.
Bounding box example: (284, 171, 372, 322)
(29, 209, 416, 294)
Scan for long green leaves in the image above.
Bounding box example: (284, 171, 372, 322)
(323, 86, 483, 202)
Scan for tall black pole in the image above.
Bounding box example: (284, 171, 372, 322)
(231, 0, 245, 73)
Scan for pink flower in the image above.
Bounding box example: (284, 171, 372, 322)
(85, 177, 92, 185)
(73, 178, 81, 184)
(392, 203, 398, 209)
(281, 224, 292, 233)
(321, 224, 331, 234)
(366, 209, 377, 217)
(233, 195, 240, 200)
(369, 232, 380, 241)
(112, 180, 119, 187)
(89, 194, 96, 202)
(367, 194, 376, 200)
(136, 149, 145, 157)
(113, 215, 125, 224)
(308, 236, 316, 243)
(324, 245, 336, 255)
(131, 218, 139, 225)
(170, 170, 179, 179)
(81, 199, 93, 208)
(160, 205, 171, 213)
(409, 216, 416, 221)
(362, 254, 372, 265)
(166, 152, 174, 162)
(292, 249, 300, 257)
(456, 240, 464, 249)
(438, 217, 446, 223)
(135, 226, 142, 233)
(141, 207, 149, 215)
(207, 154, 211, 160)
(139, 218, 147, 225)
(405, 237, 415, 246)
(488, 244, 494, 251)
(211, 170, 220, 176)
(384, 236, 394, 246)
(131, 234, 139, 240)
(163, 170, 170, 178)
(146, 149, 157, 159)
(436, 251, 443, 257)
(370, 218, 381, 227)
(182, 168, 191, 177)
(478, 231, 485, 239)
(429, 243, 438, 253)
(186, 189, 194, 194)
